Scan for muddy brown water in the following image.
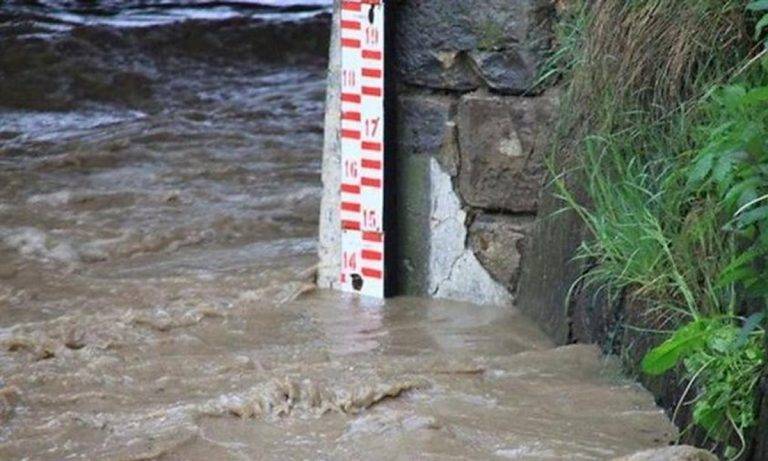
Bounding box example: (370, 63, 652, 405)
(0, 6, 676, 460)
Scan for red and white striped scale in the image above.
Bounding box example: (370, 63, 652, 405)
(338, 0, 386, 298)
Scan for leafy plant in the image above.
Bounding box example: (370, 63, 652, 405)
(641, 319, 714, 375)
(688, 78, 768, 299)
(748, 1, 768, 44)
(648, 63, 768, 459)
(642, 315, 765, 459)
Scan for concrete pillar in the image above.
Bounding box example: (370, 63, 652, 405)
(317, 0, 341, 289)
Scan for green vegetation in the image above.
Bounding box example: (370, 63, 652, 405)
(476, 19, 506, 51)
(547, 0, 768, 458)
(642, 316, 764, 458)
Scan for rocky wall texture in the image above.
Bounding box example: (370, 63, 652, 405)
(389, 0, 556, 303)
(317, 0, 556, 304)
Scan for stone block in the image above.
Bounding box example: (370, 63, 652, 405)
(395, 48, 481, 91)
(468, 214, 533, 293)
(396, 92, 460, 176)
(437, 121, 460, 177)
(456, 91, 557, 213)
(394, 0, 553, 92)
(469, 49, 539, 94)
(396, 92, 454, 156)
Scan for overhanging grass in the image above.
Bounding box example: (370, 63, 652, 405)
(545, 0, 765, 456)
(549, 0, 753, 322)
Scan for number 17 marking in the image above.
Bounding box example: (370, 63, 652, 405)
(365, 117, 380, 138)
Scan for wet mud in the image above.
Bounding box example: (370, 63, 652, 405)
(0, 3, 676, 460)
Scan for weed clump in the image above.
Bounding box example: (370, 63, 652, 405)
(547, 0, 767, 457)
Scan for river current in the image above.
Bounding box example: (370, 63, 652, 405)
(0, 2, 678, 459)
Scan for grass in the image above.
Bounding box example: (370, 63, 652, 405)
(544, 0, 766, 457)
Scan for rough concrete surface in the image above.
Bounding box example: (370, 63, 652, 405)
(317, 0, 341, 289)
(516, 182, 587, 343)
(427, 158, 514, 306)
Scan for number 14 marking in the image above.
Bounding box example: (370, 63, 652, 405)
(365, 26, 379, 46)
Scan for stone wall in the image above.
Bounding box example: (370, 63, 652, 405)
(318, 0, 557, 304)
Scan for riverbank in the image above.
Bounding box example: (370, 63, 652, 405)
(0, 3, 683, 459)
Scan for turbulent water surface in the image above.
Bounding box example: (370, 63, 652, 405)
(0, 3, 678, 460)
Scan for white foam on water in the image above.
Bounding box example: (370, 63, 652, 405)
(8, 1, 332, 29)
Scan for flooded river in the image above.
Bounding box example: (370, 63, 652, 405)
(0, 2, 677, 459)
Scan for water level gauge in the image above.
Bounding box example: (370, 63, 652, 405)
(338, 0, 387, 298)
